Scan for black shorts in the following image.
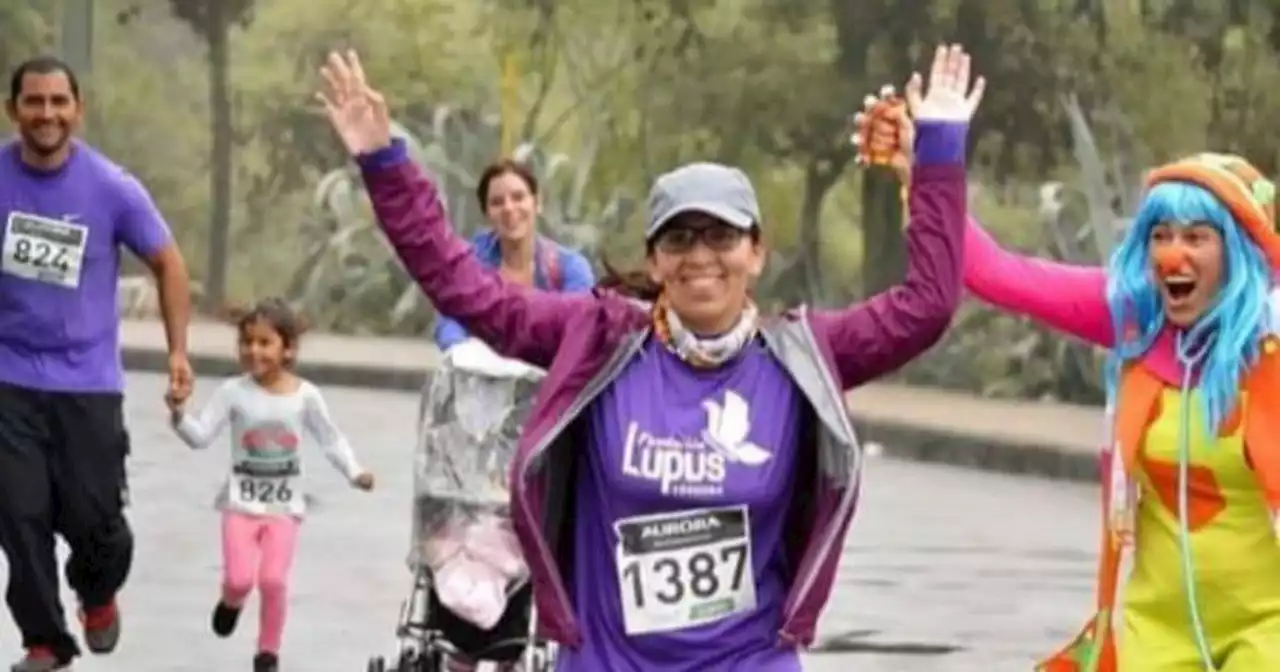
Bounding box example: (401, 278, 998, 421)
(429, 583, 533, 662)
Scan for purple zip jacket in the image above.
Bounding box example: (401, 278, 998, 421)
(357, 122, 967, 649)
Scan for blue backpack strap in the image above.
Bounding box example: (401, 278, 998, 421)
(538, 239, 563, 290)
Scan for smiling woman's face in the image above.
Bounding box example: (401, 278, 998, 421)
(483, 171, 538, 243)
(646, 212, 764, 335)
(1148, 221, 1224, 327)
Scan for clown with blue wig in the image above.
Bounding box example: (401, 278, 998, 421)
(854, 87, 1280, 671)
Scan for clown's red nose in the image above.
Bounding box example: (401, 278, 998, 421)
(1154, 246, 1190, 276)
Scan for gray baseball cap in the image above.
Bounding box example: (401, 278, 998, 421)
(645, 162, 762, 240)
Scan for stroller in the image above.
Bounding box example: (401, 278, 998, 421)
(367, 340, 557, 671)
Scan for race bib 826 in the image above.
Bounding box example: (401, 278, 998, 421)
(614, 505, 756, 636)
(229, 472, 297, 511)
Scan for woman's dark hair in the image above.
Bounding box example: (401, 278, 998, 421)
(475, 159, 539, 208)
(597, 256, 662, 302)
(225, 297, 310, 366)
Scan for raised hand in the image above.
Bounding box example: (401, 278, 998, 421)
(908, 43, 985, 122)
(850, 44, 983, 182)
(316, 50, 392, 156)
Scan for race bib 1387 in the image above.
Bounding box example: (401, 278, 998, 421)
(614, 504, 756, 636)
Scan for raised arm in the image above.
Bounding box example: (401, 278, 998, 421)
(817, 121, 966, 388)
(173, 380, 233, 450)
(318, 51, 587, 369)
(819, 45, 983, 389)
(852, 65, 1115, 353)
(964, 217, 1112, 347)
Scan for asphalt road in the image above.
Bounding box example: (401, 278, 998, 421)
(0, 373, 1098, 671)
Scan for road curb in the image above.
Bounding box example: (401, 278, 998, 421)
(122, 347, 429, 393)
(855, 418, 1097, 483)
(124, 347, 1097, 484)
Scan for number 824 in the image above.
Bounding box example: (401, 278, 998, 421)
(13, 239, 70, 272)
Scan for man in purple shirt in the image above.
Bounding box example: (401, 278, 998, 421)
(0, 56, 193, 671)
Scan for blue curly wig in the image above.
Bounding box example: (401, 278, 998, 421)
(1105, 181, 1272, 435)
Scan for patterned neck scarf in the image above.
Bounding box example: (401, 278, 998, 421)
(652, 296, 760, 368)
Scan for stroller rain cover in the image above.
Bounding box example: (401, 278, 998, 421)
(411, 339, 545, 629)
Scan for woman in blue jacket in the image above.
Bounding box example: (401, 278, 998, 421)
(429, 158, 593, 670)
(433, 160, 595, 351)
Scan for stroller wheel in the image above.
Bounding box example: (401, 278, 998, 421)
(395, 648, 441, 672)
(532, 650, 555, 672)
(366, 656, 386, 672)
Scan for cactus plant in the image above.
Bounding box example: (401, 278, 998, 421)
(992, 95, 1142, 402)
(1051, 93, 1142, 264)
(1025, 95, 1144, 402)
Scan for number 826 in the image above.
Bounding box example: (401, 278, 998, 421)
(239, 478, 292, 504)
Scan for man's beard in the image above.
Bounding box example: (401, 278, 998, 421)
(22, 125, 69, 156)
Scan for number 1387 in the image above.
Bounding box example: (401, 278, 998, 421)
(621, 543, 748, 609)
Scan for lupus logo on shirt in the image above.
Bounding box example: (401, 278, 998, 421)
(621, 390, 772, 496)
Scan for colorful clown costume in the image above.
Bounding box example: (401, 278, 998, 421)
(1115, 373, 1280, 670)
(956, 153, 1280, 671)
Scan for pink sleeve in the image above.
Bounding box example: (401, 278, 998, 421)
(964, 217, 1113, 347)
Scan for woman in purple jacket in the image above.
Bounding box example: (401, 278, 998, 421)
(318, 45, 982, 671)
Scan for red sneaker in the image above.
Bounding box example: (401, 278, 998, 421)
(11, 646, 70, 671)
(79, 600, 121, 654)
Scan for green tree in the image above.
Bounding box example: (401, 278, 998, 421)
(167, 0, 255, 311)
(828, 0, 942, 297)
(0, 3, 52, 80)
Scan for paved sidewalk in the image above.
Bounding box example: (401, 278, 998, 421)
(120, 319, 1104, 481)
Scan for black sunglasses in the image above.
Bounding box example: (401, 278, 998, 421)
(653, 222, 752, 253)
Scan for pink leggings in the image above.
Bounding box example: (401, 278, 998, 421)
(221, 511, 301, 654)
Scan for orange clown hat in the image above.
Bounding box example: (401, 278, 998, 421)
(1145, 153, 1280, 268)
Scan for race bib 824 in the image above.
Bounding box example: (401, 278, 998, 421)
(614, 505, 756, 636)
(2, 212, 87, 289)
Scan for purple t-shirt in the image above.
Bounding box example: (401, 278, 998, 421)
(559, 337, 803, 671)
(0, 140, 172, 392)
